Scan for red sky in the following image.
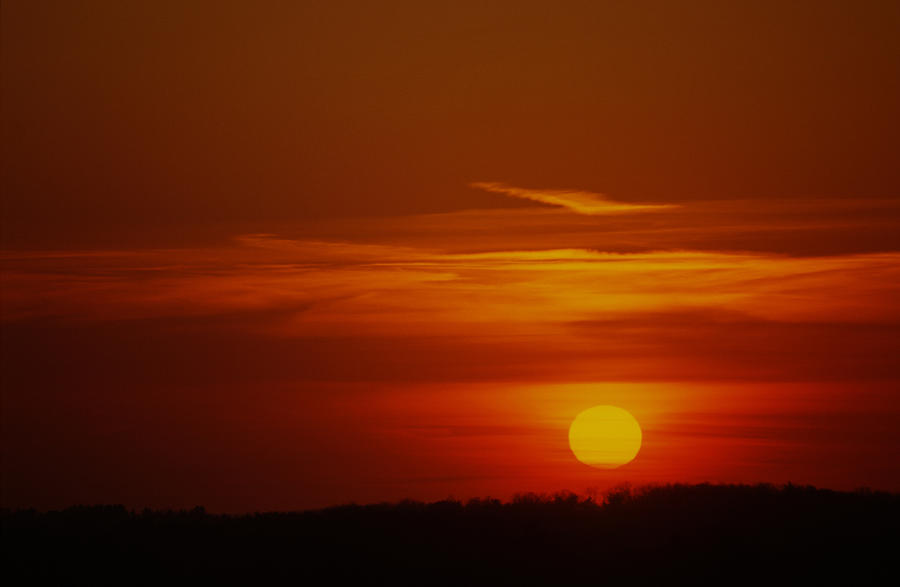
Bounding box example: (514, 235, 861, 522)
(2, 1, 900, 512)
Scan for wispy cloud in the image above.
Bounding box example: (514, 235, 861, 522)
(471, 181, 677, 215)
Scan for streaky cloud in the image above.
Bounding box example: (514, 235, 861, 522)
(470, 181, 678, 215)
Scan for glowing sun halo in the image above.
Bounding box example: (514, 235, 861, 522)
(569, 405, 642, 469)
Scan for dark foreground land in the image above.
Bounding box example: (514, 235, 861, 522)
(3, 483, 898, 585)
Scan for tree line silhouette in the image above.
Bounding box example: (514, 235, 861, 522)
(3, 483, 898, 585)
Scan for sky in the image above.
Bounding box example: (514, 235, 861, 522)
(2, 1, 900, 512)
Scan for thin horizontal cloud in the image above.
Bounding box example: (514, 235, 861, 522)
(240, 196, 900, 258)
(470, 181, 678, 215)
(4, 237, 899, 328)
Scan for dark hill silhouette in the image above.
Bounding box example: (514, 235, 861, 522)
(3, 483, 898, 585)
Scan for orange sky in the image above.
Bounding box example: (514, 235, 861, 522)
(2, 1, 900, 512)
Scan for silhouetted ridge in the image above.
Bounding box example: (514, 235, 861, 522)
(3, 483, 898, 585)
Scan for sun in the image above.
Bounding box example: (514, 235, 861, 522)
(568, 405, 642, 469)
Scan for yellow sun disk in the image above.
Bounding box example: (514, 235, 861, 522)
(568, 406, 642, 469)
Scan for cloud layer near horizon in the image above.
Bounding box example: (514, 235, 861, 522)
(3, 195, 900, 511)
(4, 194, 899, 387)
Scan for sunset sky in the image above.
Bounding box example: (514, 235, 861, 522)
(2, 1, 900, 512)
